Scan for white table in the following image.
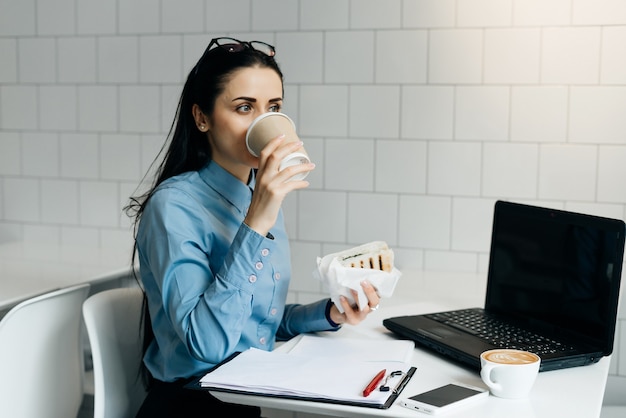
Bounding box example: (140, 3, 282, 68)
(0, 241, 134, 314)
(0, 246, 611, 417)
(210, 270, 610, 418)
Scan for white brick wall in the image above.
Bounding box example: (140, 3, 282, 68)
(1, 0, 626, 406)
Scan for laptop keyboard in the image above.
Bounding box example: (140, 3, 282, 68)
(426, 309, 577, 356)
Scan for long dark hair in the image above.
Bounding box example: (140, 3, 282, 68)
(124, 41, 283, 387)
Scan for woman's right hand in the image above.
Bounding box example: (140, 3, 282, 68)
(243, 135, 315, 236)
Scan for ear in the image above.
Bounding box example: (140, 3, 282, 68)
(192, 104, 210, 132)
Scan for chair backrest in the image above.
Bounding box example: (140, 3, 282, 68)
(0, 283, 91, 418)
(83, 286, 147, 418)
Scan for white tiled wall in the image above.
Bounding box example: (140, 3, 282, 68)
(1, 0, 626, 406)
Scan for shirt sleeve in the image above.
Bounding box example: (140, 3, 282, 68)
(276, 299, 340, 341)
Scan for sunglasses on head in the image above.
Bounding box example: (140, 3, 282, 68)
(193, 37, 276, 75)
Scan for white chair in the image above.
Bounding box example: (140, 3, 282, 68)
(83, 287, 147, 418)
(0, 283, 90, 418)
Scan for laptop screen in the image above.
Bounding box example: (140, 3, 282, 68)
(485, 201, 625, 352)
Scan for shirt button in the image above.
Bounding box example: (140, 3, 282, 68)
(255, 261, 263, 270)
(274, 272, 281, 280)
(270, 308, 277, 316)
(248, 274, 257, 283)
(259, 337, 266, 345)
(261, 248, 269, 257)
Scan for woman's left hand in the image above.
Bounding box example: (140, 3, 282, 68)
(329, 280, 381, 326)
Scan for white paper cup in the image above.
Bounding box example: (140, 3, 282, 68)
(245, 112, 310, 181)
(480, 349, 541, 399)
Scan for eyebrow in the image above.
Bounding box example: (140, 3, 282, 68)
(232, 96, 283, 103)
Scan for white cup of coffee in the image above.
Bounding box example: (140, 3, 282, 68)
(480, 349, 541, 399)
(245, 112, 310, 181)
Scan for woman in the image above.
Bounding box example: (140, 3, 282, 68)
(126, 37, 381, 417)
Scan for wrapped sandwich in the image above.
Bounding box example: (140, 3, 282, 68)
(314, 241, 401, 313)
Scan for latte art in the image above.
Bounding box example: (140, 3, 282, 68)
(483, 350, 539, 364)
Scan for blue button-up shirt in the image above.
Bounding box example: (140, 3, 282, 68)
(137, 161, 334, 381)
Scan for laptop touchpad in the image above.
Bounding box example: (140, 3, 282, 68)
(419, 327, 460, 339)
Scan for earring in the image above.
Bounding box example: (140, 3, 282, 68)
(199, 125, 206, 131)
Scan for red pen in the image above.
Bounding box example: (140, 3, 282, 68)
(362, 369, 386, 397)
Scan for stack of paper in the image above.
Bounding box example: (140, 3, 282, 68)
(198, 335, 415, 407)
(285, 334, 415, 363)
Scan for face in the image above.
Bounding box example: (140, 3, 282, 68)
(197, 66, 283, 182)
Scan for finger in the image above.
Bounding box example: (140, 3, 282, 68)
(258, 142, 313, 185)
(256, 135, 286, 171)
(349, 288, 364, 310)
(282, 139, 306, 153)
(344, 292, 370, 323)
(340, 295, 352, 311)
(259, 136, 305, 163)
(361, 281, 381, 306)
(339, 296, 357, 324)
(258, 134, 286, 155)
(274, 161, 315, 184)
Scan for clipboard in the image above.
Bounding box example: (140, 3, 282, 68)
(186, 349, 416, 409)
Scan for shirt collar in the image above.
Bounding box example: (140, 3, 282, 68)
(199, 161, 255, 212)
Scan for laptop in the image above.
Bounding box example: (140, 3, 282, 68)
(383, 200, 625, 372)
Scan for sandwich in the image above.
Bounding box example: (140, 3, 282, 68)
(336, 241, 394, 273)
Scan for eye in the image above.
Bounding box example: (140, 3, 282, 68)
(269, 104, 281, 113)
(236, 104, 252, 113)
